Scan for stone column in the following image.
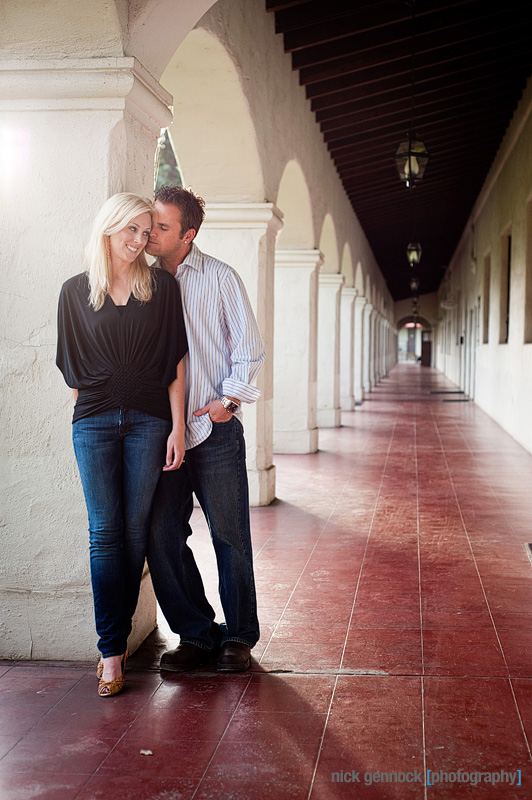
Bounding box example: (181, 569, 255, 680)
(0, 57, 172, 660)
(195, 203, 283, 507)
(363, 302, 374, 393)
(340, 288, 357, 411)
(353, 296, 366, 405)
(273, 250, 322, 454)
(317, 273, 345, 427)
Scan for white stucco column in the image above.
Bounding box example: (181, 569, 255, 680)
(317, 273, 345, 427)
(0, 58, 172, 660)
(382, 319, 390, 377)
(340, 288, 357, 411)
(353, 296, 366, 405)
(195, 203, 283, 507)
(374, 313, 383, 383)
(363, 303, 374, 393)
(273, 250, 322, 454)
(369, 308, 378, 387)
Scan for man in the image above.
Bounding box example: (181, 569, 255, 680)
(146, 185, 264, 672)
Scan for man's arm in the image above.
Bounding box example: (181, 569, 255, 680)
(219, 269, 265, 402)
(193, 268, 265, 422)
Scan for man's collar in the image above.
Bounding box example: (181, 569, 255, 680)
(179, 241, 203, 272)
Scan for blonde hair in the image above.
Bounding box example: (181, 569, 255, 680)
(85, 193, 157, 310)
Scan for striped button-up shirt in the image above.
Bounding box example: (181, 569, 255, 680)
(170, 243, 265, 450)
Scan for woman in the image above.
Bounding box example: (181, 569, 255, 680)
(56, 193, 187, 697)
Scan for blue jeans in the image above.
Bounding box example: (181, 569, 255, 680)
(72, 407, 170, 657)
(147, 416, 259, 650)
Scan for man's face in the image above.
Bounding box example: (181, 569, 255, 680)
(146, 201, 191, 264)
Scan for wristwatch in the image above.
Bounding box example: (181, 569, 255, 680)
(220, 396, 240, 413)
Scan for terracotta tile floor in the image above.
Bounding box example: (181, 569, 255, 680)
(2, 364, 532, 799)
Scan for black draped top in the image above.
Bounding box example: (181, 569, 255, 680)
(56, 268, 188, 423)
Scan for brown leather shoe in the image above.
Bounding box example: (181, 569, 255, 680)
(217, 641, 251, 672)
(160, 642, 211, 673)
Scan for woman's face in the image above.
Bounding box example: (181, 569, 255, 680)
(109, 212, 152, 267)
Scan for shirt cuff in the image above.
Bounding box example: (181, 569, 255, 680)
(222, 378, 261, 403)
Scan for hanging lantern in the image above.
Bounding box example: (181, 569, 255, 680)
(410, 276, 420, 294)
(395, 133, 429, 188)
(406, 241, 422, 265)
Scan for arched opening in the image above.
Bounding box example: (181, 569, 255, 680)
(159, 27, 264, 201)
(319, 214, 339, 273)
(276, 159, 314, 248)
(340, 242, 355, 287)
(397, 315, 433, 364)
(354, 260, 364, 296)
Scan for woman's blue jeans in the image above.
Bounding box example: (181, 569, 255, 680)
(72, 407, 170, 657)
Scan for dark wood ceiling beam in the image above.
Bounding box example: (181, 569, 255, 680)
(266, 0, 311, 13)
(303, 29, 532, 96)
(339, 138, 500, 183)
(332, 124, 504, 170)
(330, 112, 509, 168)
(291, 0, 506, 70)
(344, 164, 491, 205)
(310, 46, 532, 111)
(283, 0, 478, 51)
(325, 94, 518, 152)
(350, 181, 485, 218)
(320, 79, 517, 137)
(315, 57, 531, 124)
(271, 0, 392, 33)
(298, 15, 527, 86)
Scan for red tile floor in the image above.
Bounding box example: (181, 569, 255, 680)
(2, 364, 532, 799)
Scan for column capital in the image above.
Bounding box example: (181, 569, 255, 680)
(319, 273, 345, 289)
(341, 287, 358, 299)
(0, 57, 173, 128)
(354, 295, 367, 309)
(203, 203, 283, 234)
(275, 249, 323, 271)
(363, 302, 374, 316)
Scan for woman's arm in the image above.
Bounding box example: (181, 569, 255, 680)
(72, 389, 78, 402)
(163, 358, 186, 471)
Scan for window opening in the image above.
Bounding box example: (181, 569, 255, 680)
(499, 230, 512, 344)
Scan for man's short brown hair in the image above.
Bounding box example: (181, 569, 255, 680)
(154, 185, 206, 236)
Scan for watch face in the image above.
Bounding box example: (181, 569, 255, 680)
(221, 397, 238, 412)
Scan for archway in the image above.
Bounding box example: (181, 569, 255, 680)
(273, 160, 319, 452)
(276, 159, 314, 248)
(397, 315, 433, 363)
(319, 213, 340, 273)
(160, 28, 264, 201)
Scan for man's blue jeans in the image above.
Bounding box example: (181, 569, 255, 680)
(73, 407, 170, 657)
(147, 416, 259, 650)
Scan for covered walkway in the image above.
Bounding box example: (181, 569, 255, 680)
(2, 365, 532, 799)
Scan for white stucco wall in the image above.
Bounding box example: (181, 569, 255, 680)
(433, 76, 532, 451)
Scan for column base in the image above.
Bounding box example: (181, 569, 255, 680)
(318, 407, 342, 428)
(273, 428, 319, 454)
(0, 571, 157, 660)
(247, 464, 276, 507)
